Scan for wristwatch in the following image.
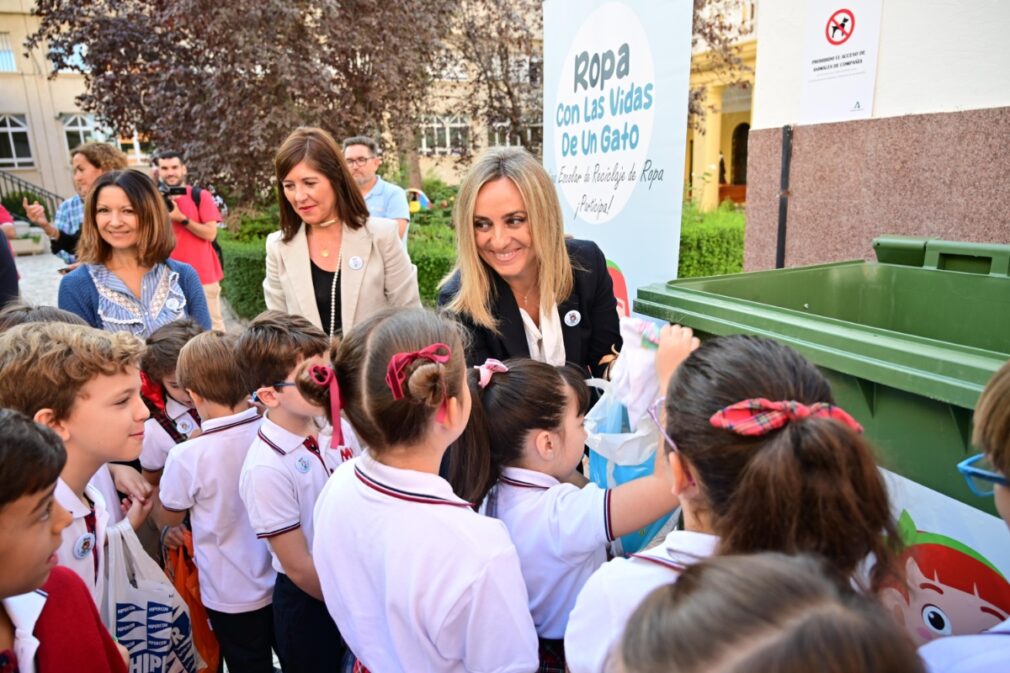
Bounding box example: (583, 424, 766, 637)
(181, 217, 190, 226)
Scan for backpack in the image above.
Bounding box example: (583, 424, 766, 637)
(189, 186, 225, 268)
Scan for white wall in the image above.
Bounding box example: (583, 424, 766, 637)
(752, 0, 1010, 130)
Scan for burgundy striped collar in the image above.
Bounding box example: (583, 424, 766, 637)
(498, 466, 558, 491)
(628, 553, 688, 572)
(201, 408, 260, 436)
(354, 465, 473, 509)
(499, 474, 550, 490)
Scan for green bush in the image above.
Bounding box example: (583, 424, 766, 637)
(1, 190, 51, 221)
(218, 232, 268, 320)
(228, 202, 280, 243)
(408, 223, 457, 306)
(678, 200, 745, 278)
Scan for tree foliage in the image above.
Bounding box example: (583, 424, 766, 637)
(27, 0, 456, 201)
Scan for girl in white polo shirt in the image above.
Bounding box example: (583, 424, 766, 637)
(445, 354, 685, 672)
(306, 308, 538, 673)
(564, 330, 905, 673)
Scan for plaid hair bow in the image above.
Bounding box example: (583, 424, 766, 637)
(709, 398, 863, 436)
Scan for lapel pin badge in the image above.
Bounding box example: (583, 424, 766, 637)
(349, 256, 364, 271)
(74, 532, 96, 560)
(564, 310, 582, 327)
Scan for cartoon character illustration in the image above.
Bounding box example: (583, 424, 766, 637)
(607, 259, 630, 318)
(879, 511, 1010, 646)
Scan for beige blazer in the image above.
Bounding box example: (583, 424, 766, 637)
(262, 217, 421, 333)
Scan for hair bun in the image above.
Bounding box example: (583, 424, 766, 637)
(406, 361, 446, 409)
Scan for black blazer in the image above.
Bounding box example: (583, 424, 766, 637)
(438, 238, 622, 378)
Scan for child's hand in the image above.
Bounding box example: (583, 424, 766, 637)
(655, 324, 700, 395)
(125, 494, 155, 530)
(161, 524, 187, 550)
(109, 463, 153, 502)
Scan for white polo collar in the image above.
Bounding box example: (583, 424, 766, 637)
(499, 466, 560, 490)
(356, 452, 472, 508)
(3, 589, 47, 673)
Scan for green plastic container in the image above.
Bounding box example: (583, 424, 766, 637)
(635, 237, 1010, 516)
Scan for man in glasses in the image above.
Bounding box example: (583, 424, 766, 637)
(920, 359, 1010, 672)
(342, 135, 410, 243)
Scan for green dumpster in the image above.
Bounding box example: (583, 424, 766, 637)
(635, 236, 1010, 517)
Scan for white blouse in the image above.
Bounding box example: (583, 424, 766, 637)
(519, 304, 566, 366)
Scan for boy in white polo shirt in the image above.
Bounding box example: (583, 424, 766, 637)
(154, 331, 275, 673)
(236, 311, 344, 673)
(0, 322, 153, 607)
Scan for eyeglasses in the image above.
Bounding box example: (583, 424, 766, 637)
(648, 396, 679, 454)
(957, 453, 1009, 496)
(345, 157, 374, 167)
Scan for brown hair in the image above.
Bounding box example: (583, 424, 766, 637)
(76, 170, 176, 267)
(140, 318, 204, 382)
(620, 553, 925, 673)
(664, 335, 901, 592)
(0, 302, 87, 331)
(446, 359, 590, 505)
(0, 322, 144, 421)
(70, 142, 128, 172)
(300, 308, 466, 452)
(177, 331, 248, 408)
(296, 310, 389, 445)
(439, 146, 574, 330)
(274, 127, 369, 243)
(237, 310, 329, 393)
(974, 360, 1010, 476)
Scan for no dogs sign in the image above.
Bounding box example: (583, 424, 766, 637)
(800, 0, 882, 125)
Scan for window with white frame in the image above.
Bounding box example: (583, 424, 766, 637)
(417, 116, 471, 156)
(62, 114, 98, 150)
(0, 115, 33, 168)
(489, 121, 542, 151)
(0, 33, 16, 73)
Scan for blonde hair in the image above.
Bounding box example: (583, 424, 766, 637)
(0, 322, 144, 421)
(439, 146, 574, 330)
(975, 360, 1010, 476)
(177, 331, 249, 408)
(77, 170, 176, 267)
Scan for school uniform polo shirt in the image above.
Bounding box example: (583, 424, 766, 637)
(140, 396, 201, 472)
(2, 588, 45, 673)
(160, 407, 275, 613)
(54, 479, 109, 607)
(919, 617, 1010, 672)
(564, 529, 719, 673)
(87, 465, 125, 525)
(239, 413, 340, 575)
(483, 466, 613, 639)
(312, 453, 539, 673)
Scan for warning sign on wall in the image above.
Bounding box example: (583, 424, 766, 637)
(799, 0, 882, 125)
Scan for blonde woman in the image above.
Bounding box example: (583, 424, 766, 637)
(264, 127, 420, 336)
(438, 147, 621, 377)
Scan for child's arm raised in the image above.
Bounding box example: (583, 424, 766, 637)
(268, 529, 324, 600)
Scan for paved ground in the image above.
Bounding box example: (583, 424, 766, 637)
(12, 250, 243, 332)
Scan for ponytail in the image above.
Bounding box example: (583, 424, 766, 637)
(665, 335, 902, 591)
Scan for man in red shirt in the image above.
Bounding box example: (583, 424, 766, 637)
(157, 151, 225, 331)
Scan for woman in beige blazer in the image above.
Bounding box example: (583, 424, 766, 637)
(264, 127, 420, 335)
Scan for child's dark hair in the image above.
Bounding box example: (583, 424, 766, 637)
(620, 552, 925, 673)
(237, 310, 328, 393)
(177, 332, 248, 408)
(0, 302, 87, 331)
(297, 310, 388, 445)
(664, 334, 901, 591)
(299, 308, 466, 451)
(446, 358, 590, 506)
(140, 318, 204, 381)
(0, 408, 67, 508)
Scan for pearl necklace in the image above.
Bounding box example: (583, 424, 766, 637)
(328, 249, 342, 337)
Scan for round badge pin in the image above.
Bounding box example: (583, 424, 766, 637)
(296, 456, 311, 474)
(349, 256, 364, 271)
(564, 310, 582, 327)
(175, 417, 195, 435)
(165, 297, 181, 312)
(73, 532, 96, 560)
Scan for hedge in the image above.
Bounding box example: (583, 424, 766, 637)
(217, 199, 744, 320)
(1, 190, 51, 222)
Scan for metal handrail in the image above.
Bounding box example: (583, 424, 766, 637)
(0, 169, 64, 221)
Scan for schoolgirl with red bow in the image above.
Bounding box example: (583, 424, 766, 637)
(565, 328, 905, 673)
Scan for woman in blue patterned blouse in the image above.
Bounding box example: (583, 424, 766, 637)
(58, 170, 210, 337)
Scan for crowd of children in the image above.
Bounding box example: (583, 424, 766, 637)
(0, 297, 1007, 673)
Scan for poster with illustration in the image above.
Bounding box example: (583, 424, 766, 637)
(543, 0, 692, 309)
(880, 470, 1010, 645)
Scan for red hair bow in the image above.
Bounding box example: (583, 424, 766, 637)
(709, 398, 863, 436)
(309, 364, 343, 448)
(385, 343, 452, 422)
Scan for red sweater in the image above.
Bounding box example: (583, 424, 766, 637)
(35, 567, 126, 673)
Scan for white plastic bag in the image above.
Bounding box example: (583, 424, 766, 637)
(104, 522, 202, 673)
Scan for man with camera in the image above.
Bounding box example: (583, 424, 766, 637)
(157, 151, 226, 331)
